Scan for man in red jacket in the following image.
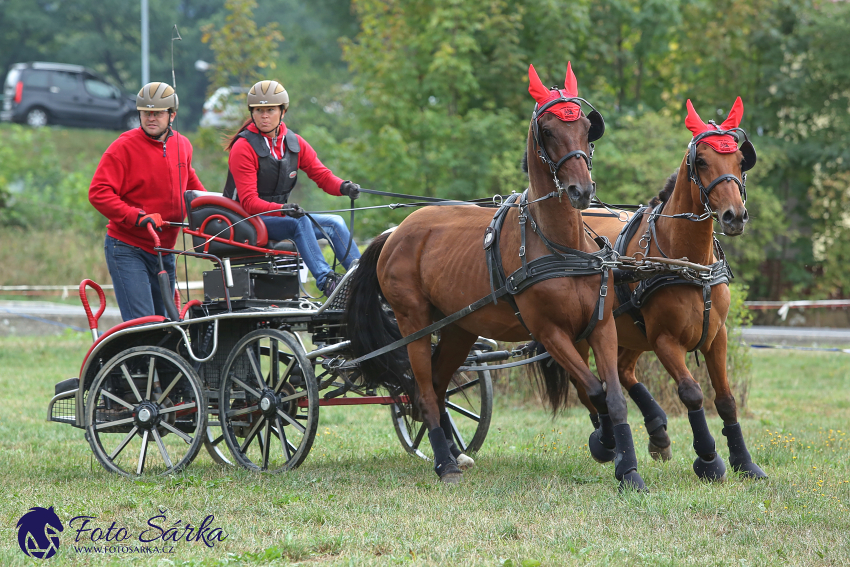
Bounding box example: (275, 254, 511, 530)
(89, 82, 206, 321)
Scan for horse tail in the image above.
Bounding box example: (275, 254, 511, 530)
(527, 341, 571, 414)
(344, 231, 414, 398)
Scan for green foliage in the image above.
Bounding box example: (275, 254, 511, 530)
(200, 0, 283, 94)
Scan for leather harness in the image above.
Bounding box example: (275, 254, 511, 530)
(611, 202, 733, 352)
(484, 189, 615, 342)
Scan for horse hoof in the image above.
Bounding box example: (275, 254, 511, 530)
(693, 454, 727, 482)
(588, 429, 615, 463)
(440, 472, 463, 484)
(733, 462, 768, 479)
(618, 470, 648, 493)
(456, 453, 475, 470)
(648, 440, 672, 461)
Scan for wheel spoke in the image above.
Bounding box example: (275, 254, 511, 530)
(446, 377, 480, 397)
(261, 421, 272, 470)
(274, 416, 292, 460)
(137, 430, 149, 475)
(227, 404, 259, 418)
(101, 389, 135, 410)
(209, 432, 224, 446)
(447, 411, 467, 452)
(270, 340, 279, 386)
(233, 376, 262, 399)
(156, 372, 183, 404)
(151, 428, 173, 469)
(279, 390, 307, 404)
(95, 416, 135, 430)
(246, 347, 268, 390)
(146, 357, 155, 400)
(108, 426, 139, 460)
(275, 408, 306, 434)
(159, 421, 194, 444)
(120, 364, 143, 403)
(412, 422, 426, 450)
(240, 415, 266, 453)
(273, 358, 297, 394)
(159, 401, 197, 414)
(446, 400, 480, 422)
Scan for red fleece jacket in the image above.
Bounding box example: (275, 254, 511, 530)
(89, 128, 206, 254)
(228, 123, 343, 216)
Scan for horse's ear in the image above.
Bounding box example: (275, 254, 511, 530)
(564, 61, 578, 97)
(528, 64, 550, 105)
(685, 99, 708, 136)
(721, 96, 744, 130)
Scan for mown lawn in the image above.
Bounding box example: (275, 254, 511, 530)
(0, 334, 848, 566)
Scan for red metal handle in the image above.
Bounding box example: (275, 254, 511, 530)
(79, 279, 106, 339)
(180, 299, 203, 320)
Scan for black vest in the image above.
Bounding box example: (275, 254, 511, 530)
(223, 128, 300, 204)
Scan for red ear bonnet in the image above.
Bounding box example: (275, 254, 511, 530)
(686, 97, 744, 154)
(528, 62, 581, 122)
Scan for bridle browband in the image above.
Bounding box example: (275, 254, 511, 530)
(531, 95, 605, 197)
(685, 123, 757, 217)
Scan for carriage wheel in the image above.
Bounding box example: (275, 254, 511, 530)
(390, 353, 493, 461)
(203, 411, 233, 466)
(219, 329, 319, 473)
(84, 346, 206, 477)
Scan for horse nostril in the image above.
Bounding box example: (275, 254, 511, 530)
(567, 185, 580, 198)
(742, 209, 749, 223)
(722, 211, 735, 225)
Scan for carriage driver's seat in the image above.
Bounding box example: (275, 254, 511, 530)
(183, 190, 297, 259)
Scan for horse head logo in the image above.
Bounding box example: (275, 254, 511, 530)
(16, 506, 63, 559)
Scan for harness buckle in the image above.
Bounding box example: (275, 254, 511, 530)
(518, 245, 526, 258)
(704, 299, 712, 310)
(600, 284, 608, 297)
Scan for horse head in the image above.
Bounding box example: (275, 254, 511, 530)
(685, 97, 756, 236)
(527, 62, 604, 210)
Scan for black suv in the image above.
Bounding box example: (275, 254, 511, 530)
(1, 62, 140, 130)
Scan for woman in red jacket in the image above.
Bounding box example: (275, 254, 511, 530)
(224, 80, 361, 296)
(89, 82, 206, 321)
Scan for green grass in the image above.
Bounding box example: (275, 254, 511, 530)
(0, 335, 848, 566)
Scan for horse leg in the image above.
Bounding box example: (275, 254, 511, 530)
(567, 342, 616, 465)
(395, 313, 463, 483)
(618, 348, 671, 461)
(431, 325, 478, 470)
(703, 326, 767, 479)
(655, 336, 726, 481)
(586, 323, 647, 492)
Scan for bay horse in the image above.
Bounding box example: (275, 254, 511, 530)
(569, 97, 766, 480)
(346, 63, 648, 491)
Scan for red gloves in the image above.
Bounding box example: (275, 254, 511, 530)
(136, 212, 164, 232)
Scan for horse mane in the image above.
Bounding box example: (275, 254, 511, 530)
(521, 150, 528, 175)
(649, 171, 678, 207)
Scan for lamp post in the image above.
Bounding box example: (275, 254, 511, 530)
(141, 0, 149, 85)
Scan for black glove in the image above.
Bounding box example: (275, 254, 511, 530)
(340, 180, 360, 200)
(281, 203, 306, 218)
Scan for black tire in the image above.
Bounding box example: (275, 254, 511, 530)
(203, 419, 233, 466)
(123, 112, 140, 130)
(25, 107, 49, 128)
(390, 351, 493, 460)
(84, 346, 207, 477)
(219, 329, 319, 473)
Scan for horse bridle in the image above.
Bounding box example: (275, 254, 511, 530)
(685, 123, 757, 215)
(532, 96, 605, 196)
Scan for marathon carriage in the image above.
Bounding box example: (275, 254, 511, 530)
(47, 191, 497, 477)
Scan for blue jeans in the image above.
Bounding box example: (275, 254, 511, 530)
(260, 213, 361, 289)
(105, 235, 176, 322)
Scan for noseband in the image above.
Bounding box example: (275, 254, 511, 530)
(686, 124, 757, 215)
(532, 96, 605, 196)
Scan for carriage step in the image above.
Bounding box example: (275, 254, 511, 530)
(55, 377, 79, 396)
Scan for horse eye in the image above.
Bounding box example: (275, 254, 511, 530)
(543, 129, 554, 138)
(696, 158, 707, 168)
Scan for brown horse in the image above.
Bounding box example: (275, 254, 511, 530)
(346, 63, 647, 491)
(572, 97, 766, 480)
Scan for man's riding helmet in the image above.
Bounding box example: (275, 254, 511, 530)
(247, 80, 289, 110)
(136, 82, 178, 112)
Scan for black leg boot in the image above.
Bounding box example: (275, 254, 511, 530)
(588, 413, 616, 463)
(441, 411, 474, 470)
(688, 408, 726, 481)
(589, 413, 600, 430)
(723, 422, 767, 479)
(613, 423, 647, 492)
(628, 383, 671, 461)
(429, 427, 461, 483)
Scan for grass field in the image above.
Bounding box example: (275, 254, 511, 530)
(0, 334, 848, 566)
